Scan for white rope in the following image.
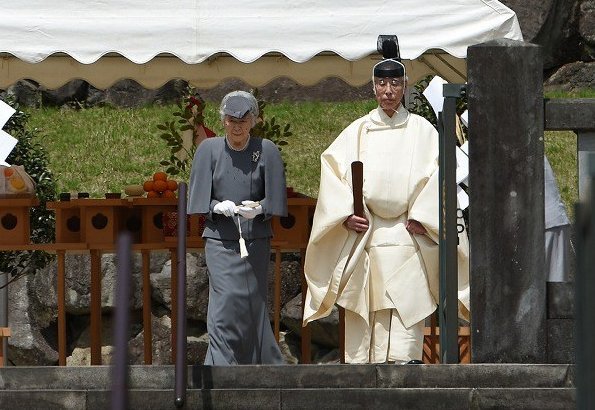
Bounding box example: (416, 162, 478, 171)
(237, 214, 249, 258)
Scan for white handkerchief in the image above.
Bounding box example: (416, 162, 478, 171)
(0, 130, 17, 166)
(0, 100, 16, 129)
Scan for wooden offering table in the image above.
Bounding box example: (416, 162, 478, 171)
(4, 194, 470, 366)
(272, 196, 316, 363)
(49, 197, 178, 245)
(0, 197, 39, 245)
(0, 197, 38, 368)
(46, 194, 318, 366)
(0, 197, 87, 367)
(47, 197, 179, 365)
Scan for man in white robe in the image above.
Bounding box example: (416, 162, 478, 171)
(303, 59, 470, 363)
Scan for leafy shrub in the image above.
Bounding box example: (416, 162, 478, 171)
(409, 75, 468, 132)
(157, 88, 204, 178)
(250, 88, 293, 157)
(1, 96, 57, 277)
(157, 87, 292, 178)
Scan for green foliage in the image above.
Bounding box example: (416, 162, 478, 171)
(409, 76, 438, 127)
(156, 87, 205, 178)
(545, 88, 595, 99)
(156, 88, 293, 178)
(250, 89, 293, 154)
(1, 96, 57, 276)
(24, 98, 578, 216)
(409, 75, 468, 129)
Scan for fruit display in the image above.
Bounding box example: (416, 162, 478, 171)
(1, 165, 34, 196)
(124, 185, 144, 197)
(143, 171, 178, 198)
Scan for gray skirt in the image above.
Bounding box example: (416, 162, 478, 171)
(203, 237, 284, 365)
(545, 224, 570, 282)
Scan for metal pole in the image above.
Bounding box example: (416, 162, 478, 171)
(576, 153, 595, 410)
(175, 182, 188, 408)
(0, 272, 8, 366)
(111, 231, 133, 410)
(438, 83, 465, 364)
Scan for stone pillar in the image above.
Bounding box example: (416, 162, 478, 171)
(467, 39, 546, 363)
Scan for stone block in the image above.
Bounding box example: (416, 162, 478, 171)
(547, 318, 575, 364)
(468, 39, 546, 363)
(547, 282, 575, 319)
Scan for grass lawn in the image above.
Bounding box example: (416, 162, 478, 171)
(24, 96, 579, 219)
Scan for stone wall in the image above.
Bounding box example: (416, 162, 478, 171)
(5, 252, 340, 366)
(500, 0, 594, 91)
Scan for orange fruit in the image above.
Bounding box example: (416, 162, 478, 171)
(166, 180, 178, 191)
(143, 180, 154, 192)
(147, 190, 159, 198)
(9, 177, 25, 191)
(163, 190, 176, 198)
(153, 171, 168, 182)
(153, 180, 168, 193)
(3, 167, 14, 177)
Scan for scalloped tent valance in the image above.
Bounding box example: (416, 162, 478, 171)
(0, 0, 522, 90)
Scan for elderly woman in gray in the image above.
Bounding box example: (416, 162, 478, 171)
(188, 91, 287, 365)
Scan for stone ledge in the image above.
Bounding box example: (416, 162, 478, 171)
(0, 364, 575, 390)
(0, 387, 576, 410)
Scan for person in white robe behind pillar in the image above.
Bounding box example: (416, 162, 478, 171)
(302, 58, 470, 364)
(544, 156, 571, 282)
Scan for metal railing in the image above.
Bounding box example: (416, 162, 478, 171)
(174, 183, 188, 407)
(437, 83, 466, 363)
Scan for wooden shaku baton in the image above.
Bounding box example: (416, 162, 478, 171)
(351, 161, 364, 217)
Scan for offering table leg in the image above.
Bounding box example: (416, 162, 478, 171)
(57, 250, 66, 366)
(0, 327, 10, 367)
(339, 307, 345, 364)
(141, 250, 152, 364)
(90, 249, 102, 365)
(300, 249, 311, 364)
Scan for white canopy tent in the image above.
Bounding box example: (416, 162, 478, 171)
(0, 0, 522, 90)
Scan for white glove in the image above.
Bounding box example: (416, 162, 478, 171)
(213, 200, 237, 217)
(237, 201, 263, 219)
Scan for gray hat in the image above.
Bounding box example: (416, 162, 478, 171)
(220, 91, 259, 120)
(222, 95, 252, 118)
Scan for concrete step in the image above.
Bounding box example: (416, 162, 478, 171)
(0, 387, 576, 409)
(0, 364, 576, 409)
(0, 364, 575, 390)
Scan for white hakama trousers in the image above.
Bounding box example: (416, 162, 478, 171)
(344, 308, 425, 363)
(343, 215, 433, 364)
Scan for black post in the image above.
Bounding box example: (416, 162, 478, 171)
(467, 39, 546, 363)
(575, 153, 595, 410)
(111, 231, 132, 410)
(174, 182, 188, 408)
(438, 83, 464, 363)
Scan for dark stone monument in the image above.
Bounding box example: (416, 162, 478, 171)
(467, 39, 547, 363)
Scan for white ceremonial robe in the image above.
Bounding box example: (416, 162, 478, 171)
(303, 106, 470, 363)
(544, 156, 571, 282)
